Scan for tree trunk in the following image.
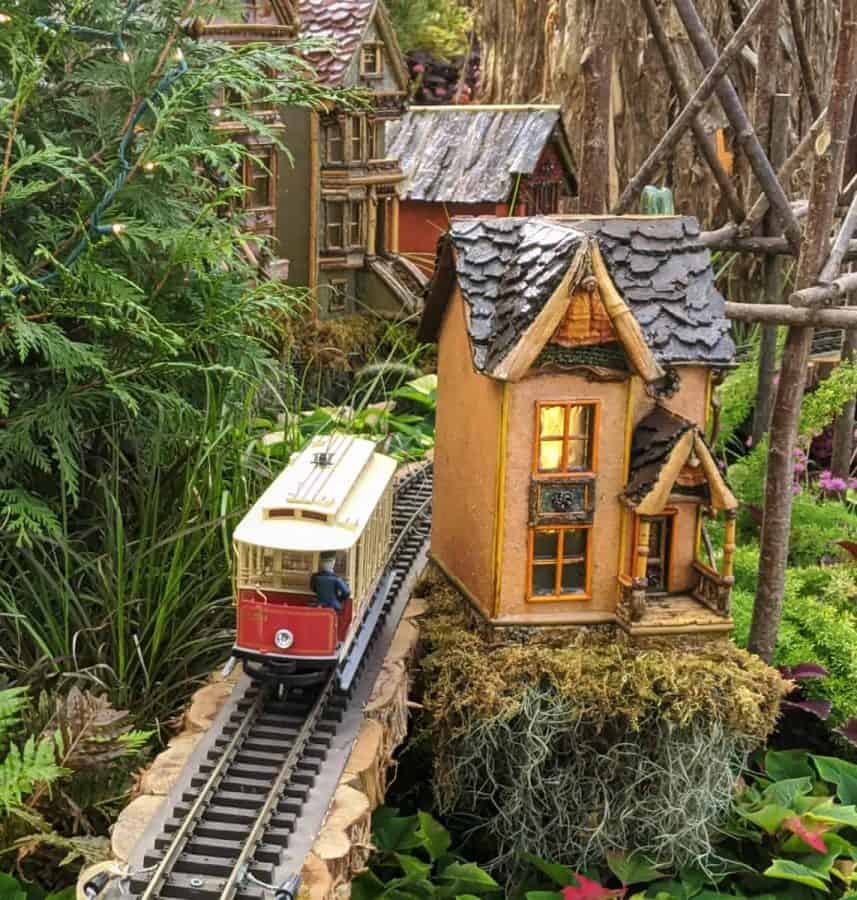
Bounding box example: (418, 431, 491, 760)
(749, 0, 857, 662)
(578, 35, 612, 214)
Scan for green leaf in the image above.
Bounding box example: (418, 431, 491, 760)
(416, 811, 451, 860)
(522, 852, 579, 887)
(762, 776, 814, 808)
(0, 874, 26, 900)
(738, 803, 793, 834)
(437, 862, 500, 896)
(525, 893, 563, 900)
(763, 858, 830, 891)
(397, 854, 432, 880)
(352, 872, 388, 900)
(813, 756, 857, 804)
(806, 801, 857, 828)
(374, 813, 421, 852)
(765, 750, 814, 781)
(606, 851, 662, 885)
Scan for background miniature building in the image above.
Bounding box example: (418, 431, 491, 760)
(210, 0, 425, 317)
(419, 215, 739, 637)
(280, 0, 427, 317)
(387, 106, 577, 276)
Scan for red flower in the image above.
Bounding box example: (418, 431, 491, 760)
(562, 876, 627, 899)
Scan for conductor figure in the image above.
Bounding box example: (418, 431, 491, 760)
(310, 551, 351, 613)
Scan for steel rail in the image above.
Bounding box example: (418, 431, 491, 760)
(217, 676, 338, 900)
(138, 692, 266, 900)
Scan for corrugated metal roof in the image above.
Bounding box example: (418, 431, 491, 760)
(386, 106, 564, 203)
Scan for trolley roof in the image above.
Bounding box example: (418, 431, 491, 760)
(233, 434, 397, 551)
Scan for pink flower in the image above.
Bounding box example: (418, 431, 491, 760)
(745, 435, 754, 448)
(412, 63, 425, 73)
(820, 470, 848, 492)
(435, 86, 447, 97)
(794, 461, 806, 475)
(792, 482, 802, 494)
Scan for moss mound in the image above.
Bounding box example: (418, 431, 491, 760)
(415, 567, 787, 874)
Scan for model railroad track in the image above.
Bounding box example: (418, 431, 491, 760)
(123, 464, 433, 900)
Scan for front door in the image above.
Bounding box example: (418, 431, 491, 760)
(375, 198, 388, 256)
(645, 515, 673, 594)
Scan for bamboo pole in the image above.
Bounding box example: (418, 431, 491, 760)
(611, 0, 771, 216)
(831, 318, 857, 478)
(789, 272, 857, 307)
(639, 0, 745, 222)
(749, 0, 857, 662)
(820, 193, 857, 283)
(671, 0, 803, 252)
(785, 0, 823, 120)
(753, 92, 790, 444)
(725, 302, 857, 327)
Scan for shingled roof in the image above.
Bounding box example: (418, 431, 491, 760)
(386, 106, 574, 203)
(624, 407, 695, 505)
(419, 215, 735, 374)
(297, 0, 376, 85)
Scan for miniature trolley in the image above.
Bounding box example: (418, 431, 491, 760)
(231, 433, 397, 684)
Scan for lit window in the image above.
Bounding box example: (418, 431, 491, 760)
(349, 200, 364, 246)
(325, 200, 346, 249)
(529, 526, 590, 599)
(326, 122, 344, 164)
(350, 116, 365, 162)
(536, 402, 597, 474)
(361, 45, 383, 76)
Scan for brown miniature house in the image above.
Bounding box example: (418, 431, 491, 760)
(208, 0, 426, 316)
(386, 105, 577, 276)
(419, 216, 738, 637)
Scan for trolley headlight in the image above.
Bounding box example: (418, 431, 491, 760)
(274, 629, 294, 650)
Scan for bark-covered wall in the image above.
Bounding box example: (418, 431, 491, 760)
(474, 0, 841, 227)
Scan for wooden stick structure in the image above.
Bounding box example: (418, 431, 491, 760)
(785, 0, 823, 120)
(612, 0, 772, 216)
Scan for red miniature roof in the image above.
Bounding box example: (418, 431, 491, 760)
(298, 0, 376, 86)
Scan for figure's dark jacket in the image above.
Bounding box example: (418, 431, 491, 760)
(310, 570, 351, 612)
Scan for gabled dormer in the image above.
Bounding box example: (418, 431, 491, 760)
(298, 0, 409, 111)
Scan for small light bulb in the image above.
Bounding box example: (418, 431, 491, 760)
(121, 50, 131, 63)
(111, 223, 125, 235)
(212, 107, 223, 118)
(173, 48, 184, 62)
(0, 13, 11, 23)
(143, 161, 156, 173)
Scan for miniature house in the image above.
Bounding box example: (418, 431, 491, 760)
(209, 0, 425, 316)
(419, 215, 739, 637)
(387, 106, 577, 276)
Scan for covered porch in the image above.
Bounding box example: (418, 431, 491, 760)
(616, 407, 738, 637)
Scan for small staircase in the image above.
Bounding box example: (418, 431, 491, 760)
(368, 253, 429, 315)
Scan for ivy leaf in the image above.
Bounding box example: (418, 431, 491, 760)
(782, 699, 833, 720)
(813, 756, 857, 804)
(762, 776, 814, 808)
(397, 854, 432, 880)
(437, 862, 499, 895)
(738, 803, 793, 834)
(526, 894, 563, 900)
(560, 876, 626, 899)
(806, 801, 857, 828)
(522, 853, 578, 888)
(763, 858, 830, 891)
(0, 873, 27, 900)
(374, 811, 420, 852)
(765, 750, 814, 781)
(605, 851, 662, 886)
(416, 812, 451, 860)
(351, 872, 387, 900)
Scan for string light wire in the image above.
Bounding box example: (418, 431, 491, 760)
(9, 4, 190, 296)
